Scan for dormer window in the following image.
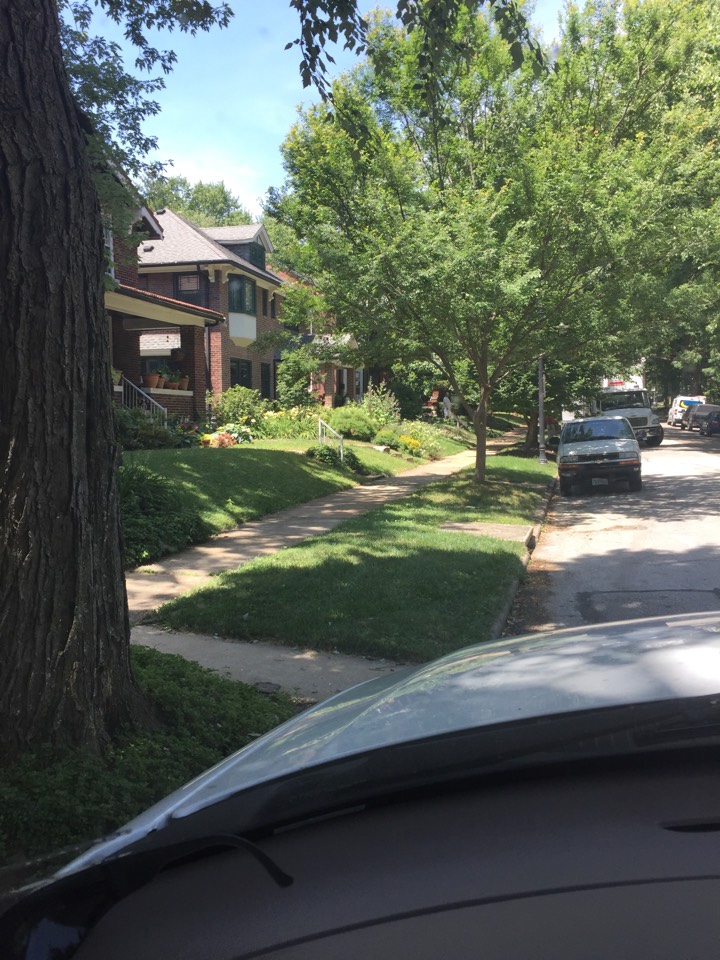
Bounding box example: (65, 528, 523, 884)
(248, 242, 266, 270)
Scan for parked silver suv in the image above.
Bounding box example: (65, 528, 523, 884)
(555, 416, 642, 496)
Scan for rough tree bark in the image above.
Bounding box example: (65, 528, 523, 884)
(0, 0, 147, 758)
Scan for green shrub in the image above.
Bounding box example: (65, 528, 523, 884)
(210, 386, 268, 427)
(360, 380, 401, 429)
(0, 647, 300, 861)
(373, 426, 402, 450)
(305, 444, 365, 473)
(118, 463, 211, 567)
(326, 406, 376, 441)
(113, 407, 200, 450)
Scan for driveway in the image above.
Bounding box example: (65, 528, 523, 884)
(506, 427, 720, 633)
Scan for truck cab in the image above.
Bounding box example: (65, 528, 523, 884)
(591, 387, 664, 446)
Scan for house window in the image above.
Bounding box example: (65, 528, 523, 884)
(260, 362, 272, 399)
(174, 273, 204, 306)
(228, 276, 256, 315)
(141, 357, 166, 375)
(262, 289, 268, 317)
(248, 242, 266, 270)
(270, 293, 276, 319)
(230, 358, 253, 388)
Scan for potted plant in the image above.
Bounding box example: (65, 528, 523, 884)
(178, 374, 190, 391)
(111, 367, 122, 386)
(165, 370, 181, 390)
(141, 370, 160, 389)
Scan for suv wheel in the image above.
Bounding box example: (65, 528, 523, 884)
(629, 474, 643, 492)
(559, 477, 573, 496)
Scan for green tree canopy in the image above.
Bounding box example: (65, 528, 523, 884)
(270, 0, 720, 478)
(142, 174, 255, 225)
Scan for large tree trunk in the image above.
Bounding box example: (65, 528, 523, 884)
(0, 0, 147, 757)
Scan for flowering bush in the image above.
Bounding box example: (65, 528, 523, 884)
(398, 434, 423, 457)
(257, 406, 318, 439)
(209, 431, 236, 448)
(199, 423, 253, 447)
(219, 423, 253, 443)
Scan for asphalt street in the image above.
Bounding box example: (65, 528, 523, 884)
(518, 426, 720, 630)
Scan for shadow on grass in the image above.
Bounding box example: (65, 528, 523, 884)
(160, 531, 527, 665)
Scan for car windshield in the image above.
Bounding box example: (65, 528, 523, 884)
(599, 391, 648, 410)
(561, 420, 635, 444)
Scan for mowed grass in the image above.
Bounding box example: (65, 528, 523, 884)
(124, 439, 462, 536)
(158, 457, 554, 664)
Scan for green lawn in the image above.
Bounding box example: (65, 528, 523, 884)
(120, 439, 472, 568)
(158, 456, 554, 664)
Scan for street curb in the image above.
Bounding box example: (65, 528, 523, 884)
(488, 477, 557, 641)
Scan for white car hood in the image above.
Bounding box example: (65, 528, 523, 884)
(560, 437, 639, 458)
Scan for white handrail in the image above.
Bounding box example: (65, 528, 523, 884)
(318, 417, 344, 463)
(121, 376, 168, 429)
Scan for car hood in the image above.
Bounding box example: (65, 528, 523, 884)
(560, 437, 639, 458)
(54, 612, 720, 879)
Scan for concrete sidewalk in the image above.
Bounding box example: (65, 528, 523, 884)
(129, 435, 529, 699)
(126, 447, 479, 620)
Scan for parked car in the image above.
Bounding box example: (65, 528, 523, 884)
(699, 410, 720, 436)
(667, 395, 705, 426)
(4, 613, 720, 959)
(553, 416, 642, 496)
(681, 403, 720, 431)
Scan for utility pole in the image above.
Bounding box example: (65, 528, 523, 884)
(538, 354, 547, 464)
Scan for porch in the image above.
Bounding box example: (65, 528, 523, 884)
(107, 283, 223, 422)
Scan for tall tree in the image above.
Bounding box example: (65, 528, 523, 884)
(271, 0, 719, 479)
(0, 0, 233, 758)
(142, 174, 255, 225)
(0, 0, 150, 756)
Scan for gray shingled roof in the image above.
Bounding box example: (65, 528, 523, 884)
(138, 209, 281, 285)
(201, 224, 273, 253)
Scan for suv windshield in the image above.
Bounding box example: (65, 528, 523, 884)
(562, 419, 635, 444)
(599, 390, 648, 410)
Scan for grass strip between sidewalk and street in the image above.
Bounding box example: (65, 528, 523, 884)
(157, 455, 554, 664)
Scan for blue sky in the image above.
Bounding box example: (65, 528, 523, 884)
(98, 1, 566, 217)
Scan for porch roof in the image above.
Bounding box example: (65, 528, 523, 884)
(105, 284, 224, 328)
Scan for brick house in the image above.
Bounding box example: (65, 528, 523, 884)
(106, 205, 224, 421)
(137, 210, 286, 402)
(273, 269, 369, 408)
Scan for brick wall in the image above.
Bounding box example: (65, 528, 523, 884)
(110, 316, 141, 382)
(113, 235, 140, 285)
(145, 273, 175, 299)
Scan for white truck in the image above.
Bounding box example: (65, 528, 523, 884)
(590, 377, 664, 447)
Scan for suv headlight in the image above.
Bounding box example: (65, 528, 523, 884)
(651, 415, 660, 426)
(559, 454, 578, 463)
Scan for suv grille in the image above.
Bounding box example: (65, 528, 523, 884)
(577, 452, 620, 463)
(627, 416, 648, 427)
